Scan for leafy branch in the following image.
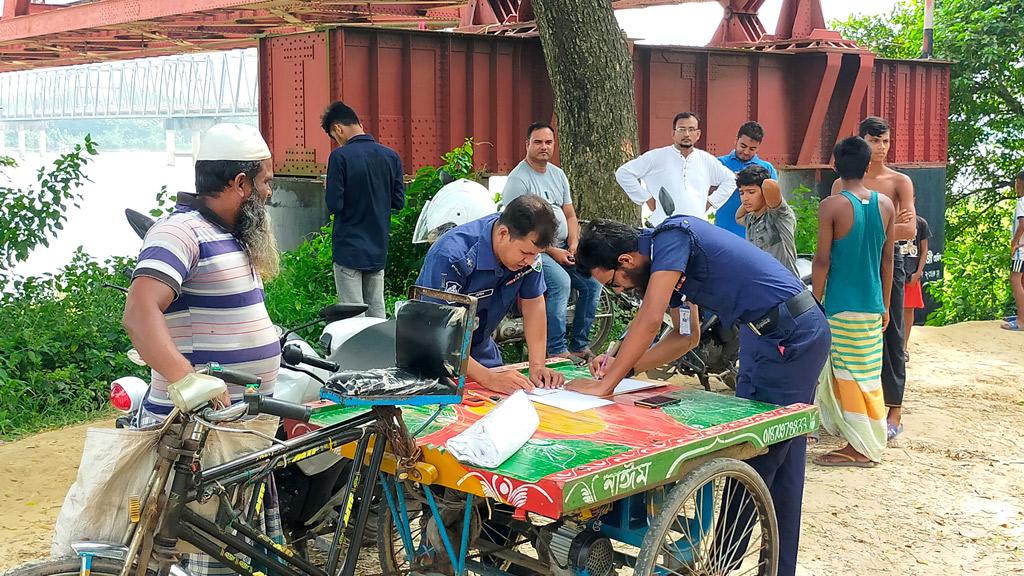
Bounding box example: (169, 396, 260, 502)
(0, 135, 98, 272)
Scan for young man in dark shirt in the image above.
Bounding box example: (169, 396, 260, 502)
(321, 101, 405, 318)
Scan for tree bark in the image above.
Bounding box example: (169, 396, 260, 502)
(532, 0, 640, 223)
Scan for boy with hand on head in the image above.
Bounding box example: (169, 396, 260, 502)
(735, 165, 799, 277)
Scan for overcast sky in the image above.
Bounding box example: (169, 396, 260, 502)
(616, 0, 900, 45)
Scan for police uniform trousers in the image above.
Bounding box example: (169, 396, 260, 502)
(727, 300, 831, 576)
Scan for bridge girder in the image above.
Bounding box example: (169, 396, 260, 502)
(0, 0, 851, 72)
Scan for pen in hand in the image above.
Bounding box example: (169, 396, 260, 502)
(597, 339, 622, 380)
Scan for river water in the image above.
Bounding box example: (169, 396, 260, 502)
(5, 150, 196, 278)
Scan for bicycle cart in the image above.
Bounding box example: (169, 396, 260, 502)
(293, 359, 819, 576)
(13, 287, 817, 576)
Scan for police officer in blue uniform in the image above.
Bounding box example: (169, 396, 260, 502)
(416, 195, 566, 394)
(571, 216, 830, 576)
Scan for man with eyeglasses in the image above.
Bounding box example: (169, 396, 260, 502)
(615, 112, 736, 226)
(569, 216, 830, 576)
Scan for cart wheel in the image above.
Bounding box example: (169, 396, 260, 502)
(377, 494, 427, 576)
(634, 458, 778, 576)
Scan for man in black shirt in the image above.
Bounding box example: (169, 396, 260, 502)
(321, 101, 405, 318)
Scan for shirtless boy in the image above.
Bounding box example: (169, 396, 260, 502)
(831, 116, 915, 440)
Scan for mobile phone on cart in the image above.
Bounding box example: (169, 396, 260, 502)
(635, 394, 680, 409)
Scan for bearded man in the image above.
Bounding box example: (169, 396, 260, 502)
(123, 122, 282, 422)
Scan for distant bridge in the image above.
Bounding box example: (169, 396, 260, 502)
(0, 48, 258, 122)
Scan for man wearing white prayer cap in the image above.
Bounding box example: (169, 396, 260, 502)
(122, 123, 285, 569)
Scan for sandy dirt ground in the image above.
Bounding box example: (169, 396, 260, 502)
(1, 321, 1021, 575)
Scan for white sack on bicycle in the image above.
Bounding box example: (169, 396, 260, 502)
(446, 390, 538, 468)
(51, 415, 279, 557)
(51, 426, 161, 557)
(172, 414, 280, 554)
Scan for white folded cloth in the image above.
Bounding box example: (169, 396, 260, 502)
(446, 390, 539, 468)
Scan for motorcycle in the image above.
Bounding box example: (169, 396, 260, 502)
(646, 256, 815, 391)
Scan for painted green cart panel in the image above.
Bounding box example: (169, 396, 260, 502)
(301, 370, 818, 518)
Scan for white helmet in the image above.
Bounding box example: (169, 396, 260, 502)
(412, 178, 497, 244)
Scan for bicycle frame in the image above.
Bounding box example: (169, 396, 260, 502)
(116, 409, 381, 576)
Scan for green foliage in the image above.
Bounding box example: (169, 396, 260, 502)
(385, 139, 477, 296)
(263, 222, 337, 341)
(0, 251, 141, 438)
(834, 0, 1024, 324)
(265, 139, 479, 333)
(149, 185, 174, 218)
(0, 144, 169, 438)
(0, 135, 98, 274)
(790, 185, 820, 255)
(925, 199, 1014, 325)
(834, 1, 924, 59)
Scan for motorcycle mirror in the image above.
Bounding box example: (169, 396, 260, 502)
(125, 208, 156, 240)
(319, 303, 369, 323)
(437, 169, 455, 186)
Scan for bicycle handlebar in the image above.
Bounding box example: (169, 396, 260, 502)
(281, 343, 340, 373)
(198, 402, 249, 423)
(204, 364, 262, 387)
(244, 394, 312, 422)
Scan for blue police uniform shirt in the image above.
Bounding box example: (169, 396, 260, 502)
(716, 151, 779, 238)
(415, 213, 546, 368)
(642, 216, 803, 328)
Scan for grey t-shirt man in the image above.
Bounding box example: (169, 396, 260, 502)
(501, 160, 572, 246)
(742, 197, 799, 277)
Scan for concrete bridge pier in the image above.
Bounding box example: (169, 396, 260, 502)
(165, 117, 222, 166)
(165, 124, 176, 166)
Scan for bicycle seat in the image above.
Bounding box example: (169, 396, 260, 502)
(321, 295, 473, 406)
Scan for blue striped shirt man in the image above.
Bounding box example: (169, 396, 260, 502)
(133, 202, 281, 418)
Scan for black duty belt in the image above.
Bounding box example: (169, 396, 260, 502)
(747, 290, 818, 337)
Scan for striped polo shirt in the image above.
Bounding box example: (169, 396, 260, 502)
(133, 202, 281, 417)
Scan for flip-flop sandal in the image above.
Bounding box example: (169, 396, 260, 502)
(1001, 320, 1023, 331)
(813, 451, 878, 468)
(887, 423, 904, 441)
(806, 430, 821, 445)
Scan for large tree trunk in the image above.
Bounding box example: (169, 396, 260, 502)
(532, 0, 640, 223)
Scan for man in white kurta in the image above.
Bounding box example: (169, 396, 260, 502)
(615, 112, 737, 226)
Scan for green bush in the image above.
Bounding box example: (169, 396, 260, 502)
(790, 184, 820, 255)
(265, 139, 478, 331)
(926, 199, 1015, 325)
(385, 139, 477, 296)
(0, 251, 142, 438)
(263, 222, 337, 340)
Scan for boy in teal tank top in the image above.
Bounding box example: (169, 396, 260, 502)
(811, 136, 896, 467)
